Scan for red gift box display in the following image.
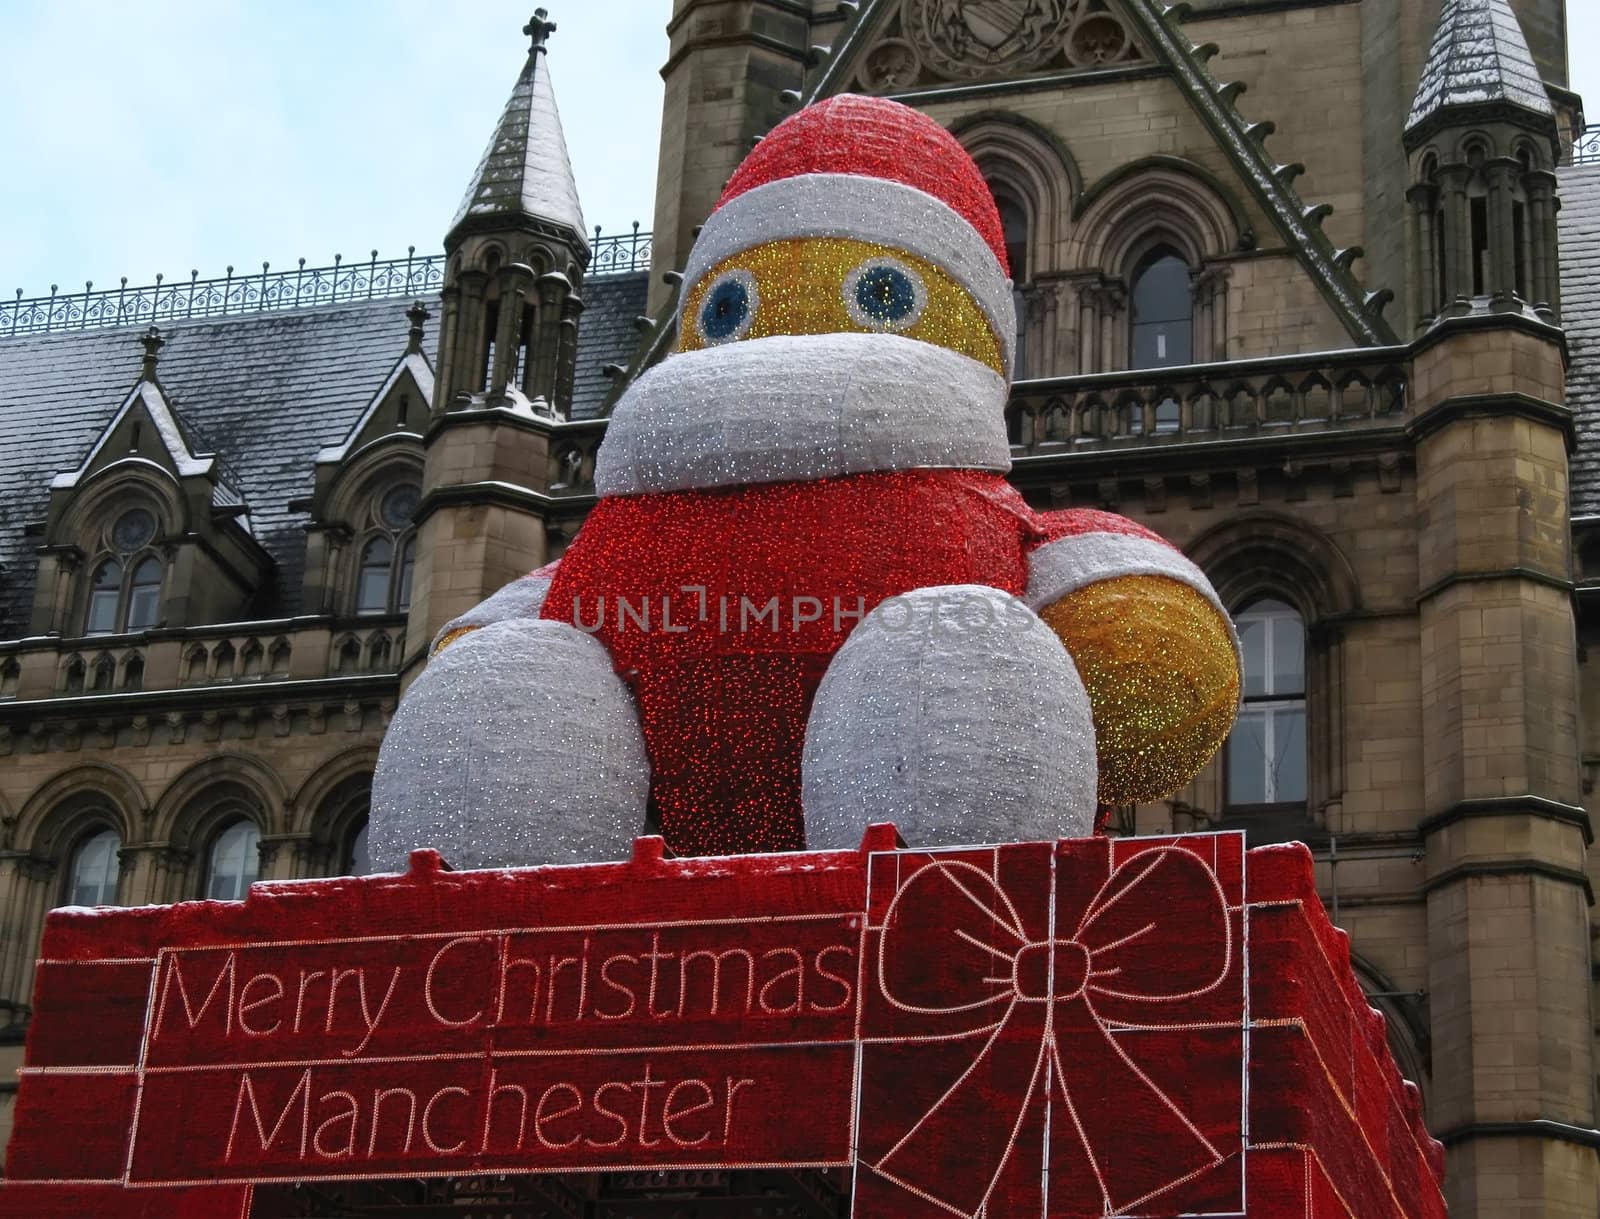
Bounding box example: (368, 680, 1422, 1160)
(0, 831, 1442, 1218)
(854, 835, 1246, 1218)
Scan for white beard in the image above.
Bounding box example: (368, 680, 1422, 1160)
(594, 331, 1013, 497)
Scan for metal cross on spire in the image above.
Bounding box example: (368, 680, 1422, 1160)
(523, 8, 556, 54)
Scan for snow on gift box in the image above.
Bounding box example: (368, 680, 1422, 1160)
(369, 93, 1242, 872)
(0, 831, 1444, 1217)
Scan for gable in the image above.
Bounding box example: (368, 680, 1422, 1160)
(314, 353, 434, 467)
(52, 380, 216, 492)
(811, 0, 1396, 347)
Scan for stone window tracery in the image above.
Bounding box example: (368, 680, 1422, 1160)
(84, 507, 164, 635)
(353, 480, 420, 615)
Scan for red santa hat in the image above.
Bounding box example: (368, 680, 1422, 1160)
(679, 95, 1018, 378)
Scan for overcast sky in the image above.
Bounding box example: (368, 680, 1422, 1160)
(0, 0, 672, 296)
(0, 1, 1595, 300)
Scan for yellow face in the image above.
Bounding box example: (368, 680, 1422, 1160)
(678, 237, 1004, 375)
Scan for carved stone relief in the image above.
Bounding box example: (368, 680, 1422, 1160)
(859, 39, 923, 92)
(856, 0, 1143, 93)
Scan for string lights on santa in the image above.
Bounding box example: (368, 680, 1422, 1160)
(372, 94, 1243, 867)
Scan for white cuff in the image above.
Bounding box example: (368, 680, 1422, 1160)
(595, 332, 1011, 496)
(1026, 533, 1239, 658)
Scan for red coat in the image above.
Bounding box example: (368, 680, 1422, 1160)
(541, 468, 1162, 856)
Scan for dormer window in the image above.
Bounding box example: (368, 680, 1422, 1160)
(354, 481, 420, 615)
(85, 508, 164, 635)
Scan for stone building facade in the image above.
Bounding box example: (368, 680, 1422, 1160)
(1, 0, 1598, 1215)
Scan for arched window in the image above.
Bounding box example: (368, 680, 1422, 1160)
(1130, 246, 1193, 369)
(65, 828, 121, 907)
(86, 559, 123, 635)
(356, 536, 393, 614)
(1226, 599, 1307, 807)
(126, 557, 162, 630)
(84, 507, 163, 635)
(1130, 246, 1192, 433)
(205, 820, 260, 901)
(353, 481, 420, 615)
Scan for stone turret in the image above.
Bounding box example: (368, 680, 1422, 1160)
(433, 8, 589, 412)
(406, 10, 592, 672)
(1400, 4, 1595, 1215)
(1403, 0, 1561, 327)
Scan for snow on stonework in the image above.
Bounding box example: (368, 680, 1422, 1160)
(0, 831, 1445, 1217)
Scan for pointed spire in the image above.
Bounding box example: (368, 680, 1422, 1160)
(138, 326, 164, 380)
(1406, 0, 1553, 142)
(448, 10, 586, 247)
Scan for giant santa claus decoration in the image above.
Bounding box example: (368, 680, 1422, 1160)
(369, 95, 1242, 869)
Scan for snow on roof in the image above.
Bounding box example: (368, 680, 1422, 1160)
(1406, 0, 1553, 134)
(450, 46, 587, 242)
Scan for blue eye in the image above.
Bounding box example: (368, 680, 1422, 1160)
(843, 258, 928, 331)
(697, 270, 758, 344)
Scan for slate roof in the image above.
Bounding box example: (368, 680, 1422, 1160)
(571, 272, 648, 419)
(1406, 0, 1553, 134)
(0, 276, 647, 636)
(1560, 164, 1600, 516)
(450, 44, 586, 245)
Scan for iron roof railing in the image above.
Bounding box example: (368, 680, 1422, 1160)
(589, 222, 651, 277)
(3, 227, 653, 338)
(1573, 129, 1600, 166)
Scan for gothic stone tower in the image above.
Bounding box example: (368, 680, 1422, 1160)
(406, 10, 596, 670)
(1402, 3, 1594, 1215)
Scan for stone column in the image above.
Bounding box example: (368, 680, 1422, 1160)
(258, 832, 324, 882)
(1408, 182, 1439, 323)
(432, 281, 462, 409)
(490, 265, 532, 397)
(555, 297, 584, 412)
(1527, 171, 1560, 320)
(445, 269, 490, 405)
(1437, 166, 1471, 312)
(532, 271, 573, 405)
(119, 843, 190, 907)
(1486, 160, 1520, 310)
(1077, 282, 1100, 374)
(0, 856, 53, 1014)
(1411, 320, 1599, 1218)
(1099, 282, 1127, 372)
(1193, 265, 1230, 362)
